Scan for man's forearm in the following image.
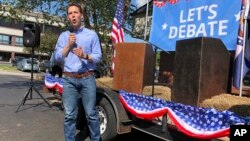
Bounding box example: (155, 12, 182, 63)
(79, 52, 93, 62)
(62, 44, 71, 57)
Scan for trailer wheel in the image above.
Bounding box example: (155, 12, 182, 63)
(97, 97, 117, 141)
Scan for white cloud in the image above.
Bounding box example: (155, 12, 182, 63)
(135, 0, 148, 8)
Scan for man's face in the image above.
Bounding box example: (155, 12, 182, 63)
(67, 6, 83, 28)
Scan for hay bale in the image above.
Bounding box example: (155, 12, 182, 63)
(96, 77, 171, 101)
(96, 76, 250, 117)
(96, 77, 113, 89)
(142, 85, 171, 101)
(201, 93, 250, 117)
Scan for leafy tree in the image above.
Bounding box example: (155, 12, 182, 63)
(39, 30, 60, 56)
(0, 0, 136, 76)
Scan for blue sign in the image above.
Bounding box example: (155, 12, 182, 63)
(149, 0, 242, 51)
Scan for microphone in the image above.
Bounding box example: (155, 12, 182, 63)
(68, 26, 74, 33)
(66, 26, 76, 57)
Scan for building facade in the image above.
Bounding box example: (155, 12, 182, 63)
(0, 5, 65, 62)
(131, 1, 153, 40)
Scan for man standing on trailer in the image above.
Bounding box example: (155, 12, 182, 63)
(54, 3, 102, 141)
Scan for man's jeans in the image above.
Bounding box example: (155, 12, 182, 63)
(62, 75, 101, 141)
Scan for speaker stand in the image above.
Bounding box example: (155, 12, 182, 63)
(16, 47, 52, 112)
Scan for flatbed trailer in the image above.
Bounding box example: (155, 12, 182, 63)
(43, 1, 249, 140)
(75, 87, 227, 141)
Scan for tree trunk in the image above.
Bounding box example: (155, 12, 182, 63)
(82, 0, 90, 28)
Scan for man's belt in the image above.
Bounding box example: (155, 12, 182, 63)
(64, 71, 94, 78)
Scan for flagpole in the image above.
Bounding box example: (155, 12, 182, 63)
(144, 0, 149, 40)
(240, 0, 250, 97)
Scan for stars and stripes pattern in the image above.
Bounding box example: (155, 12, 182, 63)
(44, 73, 63, 94)
(111, 0, 125, 75)
(111, 0, 124, 43)
(153, 0, 179, 7)
(167, 0, 179, 4)
(119, 90, 250, 139)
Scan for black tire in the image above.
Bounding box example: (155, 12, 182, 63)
(97, 97, 117, 141)
(76, 97, 117, 141)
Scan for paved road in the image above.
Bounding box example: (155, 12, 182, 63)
(0, 71, 99, 141)
(0, 72, 65, 141)
(0, 71, 165, 141)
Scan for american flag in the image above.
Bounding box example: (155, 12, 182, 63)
(119, 90, 249, 139)
(233, 0, 250, 89)
(111, 0, 125, 75)
(153, 0, 179, 7)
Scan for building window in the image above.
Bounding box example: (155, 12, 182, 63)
(15, 36, 23, 46)
(0, 34, 11, 45)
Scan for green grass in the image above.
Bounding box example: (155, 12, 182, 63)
(0, 64, 19, 72)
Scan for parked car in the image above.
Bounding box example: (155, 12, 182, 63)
(39, 60, 50, 72)
(16, 58, 39, 72)
(11, 56, 26, 66)
(27, 57, 39, 63)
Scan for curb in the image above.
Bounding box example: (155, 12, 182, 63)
(0, 71, 45, 80)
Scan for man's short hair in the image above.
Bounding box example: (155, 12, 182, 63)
(67, 3, 83, 14)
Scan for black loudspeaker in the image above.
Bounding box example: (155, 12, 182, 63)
(23, 23, 40, 47)
(172, 37, 230, 106)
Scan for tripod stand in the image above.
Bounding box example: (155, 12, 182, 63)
(16, 46, 52, 112)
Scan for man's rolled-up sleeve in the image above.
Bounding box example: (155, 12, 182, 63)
(54, 34, 65, 64)
(90, 33, 102, 63)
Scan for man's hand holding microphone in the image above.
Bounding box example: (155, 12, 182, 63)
(62, 28, 88, 60)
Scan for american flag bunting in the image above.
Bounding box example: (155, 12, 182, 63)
(119, 90, 250, 139)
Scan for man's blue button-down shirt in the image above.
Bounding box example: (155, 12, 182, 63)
(54, 27, 102, 73)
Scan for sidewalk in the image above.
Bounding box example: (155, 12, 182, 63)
(0, 70, 46, 80)
(0, 60, 11, 64)
(0, 71, 31, 77)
